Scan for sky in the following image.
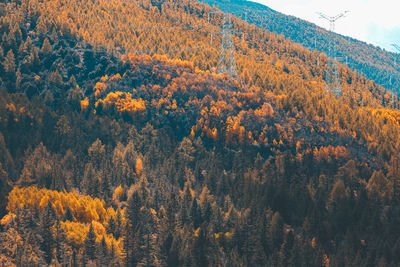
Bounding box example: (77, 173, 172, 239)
(254, 0, 400, 53)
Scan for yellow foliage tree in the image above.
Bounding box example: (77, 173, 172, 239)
(96, 92, 146, 115)
(135, 157, 143, 176)
(5, 186, 115, 224)
(80, 97, 89, 111)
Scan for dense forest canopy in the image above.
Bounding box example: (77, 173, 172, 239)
(0, 0, 400, 266)
(207, 0, 400, 94)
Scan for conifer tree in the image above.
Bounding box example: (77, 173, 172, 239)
(3, 49, 15, 74)
(39, 201, 56, 264)
(41, 38, 53, 54)
(124, 191, 142, 266)
(97, 236, 109, 266)
(83, 222, 97, 263)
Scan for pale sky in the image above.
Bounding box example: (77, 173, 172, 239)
(254, 0, 400, 53)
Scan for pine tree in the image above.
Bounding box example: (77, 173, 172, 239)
(190, 198, 203, 229)
(192, 224, 209, 267)
(3, 49, 16, 73)
(268, 212, 283, 251)
(0, 163, 11, 218)
(15, 69, 21, 90)
(39, 201, 56, 264)
(83, 223, 97, 263)
(96, 236, 109, 266)
(88, 139, 106, 170)
(115, 210, 123, 239)
(53, 220, 72, 265)
(279, 231, 295, 266)
(124, 191, 142, 266)
(63, 206, 74, 221)
(41, 38, 53, 54)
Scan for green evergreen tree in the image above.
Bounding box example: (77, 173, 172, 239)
(83, 223, 97, 263)
(39, 201, 56, 264)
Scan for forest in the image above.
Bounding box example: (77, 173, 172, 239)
(209, 0, 400, 93)
(0, 0, 400, 266)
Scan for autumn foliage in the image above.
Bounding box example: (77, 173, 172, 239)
(5, 186, 115, 224)
(1, 0, 400, 266)
(96, 92, 146, 116)
(2, 186, 124, 256)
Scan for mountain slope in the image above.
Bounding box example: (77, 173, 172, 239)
(1, 1, 400, 266)
(4, 0, 400, 159)
(207, 0, 400, 93)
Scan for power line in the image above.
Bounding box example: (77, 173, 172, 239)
(208, 0, 242, 80)
(391, 44, 400, 107)
(317, 11, 349, 96)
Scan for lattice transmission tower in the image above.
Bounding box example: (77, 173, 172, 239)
(391, 44, 400, 106)
(209, 0, 242, 80)
(318, 11, 349, 96)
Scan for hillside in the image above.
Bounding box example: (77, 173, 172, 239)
(207, 0, 400, 94)
(3, 0, 400, 157)
(0, 0, 400, 266)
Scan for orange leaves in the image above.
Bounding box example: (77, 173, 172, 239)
(311, 237, 317, 249)
(16, 0, 397, 162)
(96, 92, 146, 115)
(200, 107, 209, 119)
(313, 145, 350, 162)
(334, 146, 350, 159)
(59, 220, 123, 255)
(205, 127, 218, 141)
(225, 115, 246, 144)
(60, 221, 88, 247)
(3, 186, 125, 255)
(209, 106, 221, 117)
(323, 254, 330, 267)
(168, 99, 178, 110)
(135, 157, 143, 176)
(88, 54, 281, 147)
(87, 49, 282, 148)
(296, 141, 301, 152)
(5, 103, 16, 112)
(364, 107, 400, 127)
(254, 102, 274, 118)
(100, 74, 121, 82)
(94, 82, 109, 98)
(169, 57, 195, 70)
(5, 186, 114, 224)
(122, 54, 194, 72)
(214, 231, 233, 240)
(80, 97, 89, 111)
(0, 213, 16, 226)
(113, 185, 124, 202)
(275, 61, 284, 72)
(100, 75, 109, 82)
(271, 94, 288, 107)
(110, 73, 122, 81)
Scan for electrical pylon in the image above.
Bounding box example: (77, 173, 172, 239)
(391, 43, 400, 106)
(209, 0, 240, 80)
(217, 11, 238, 79)
(318, 11, 349, 96)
